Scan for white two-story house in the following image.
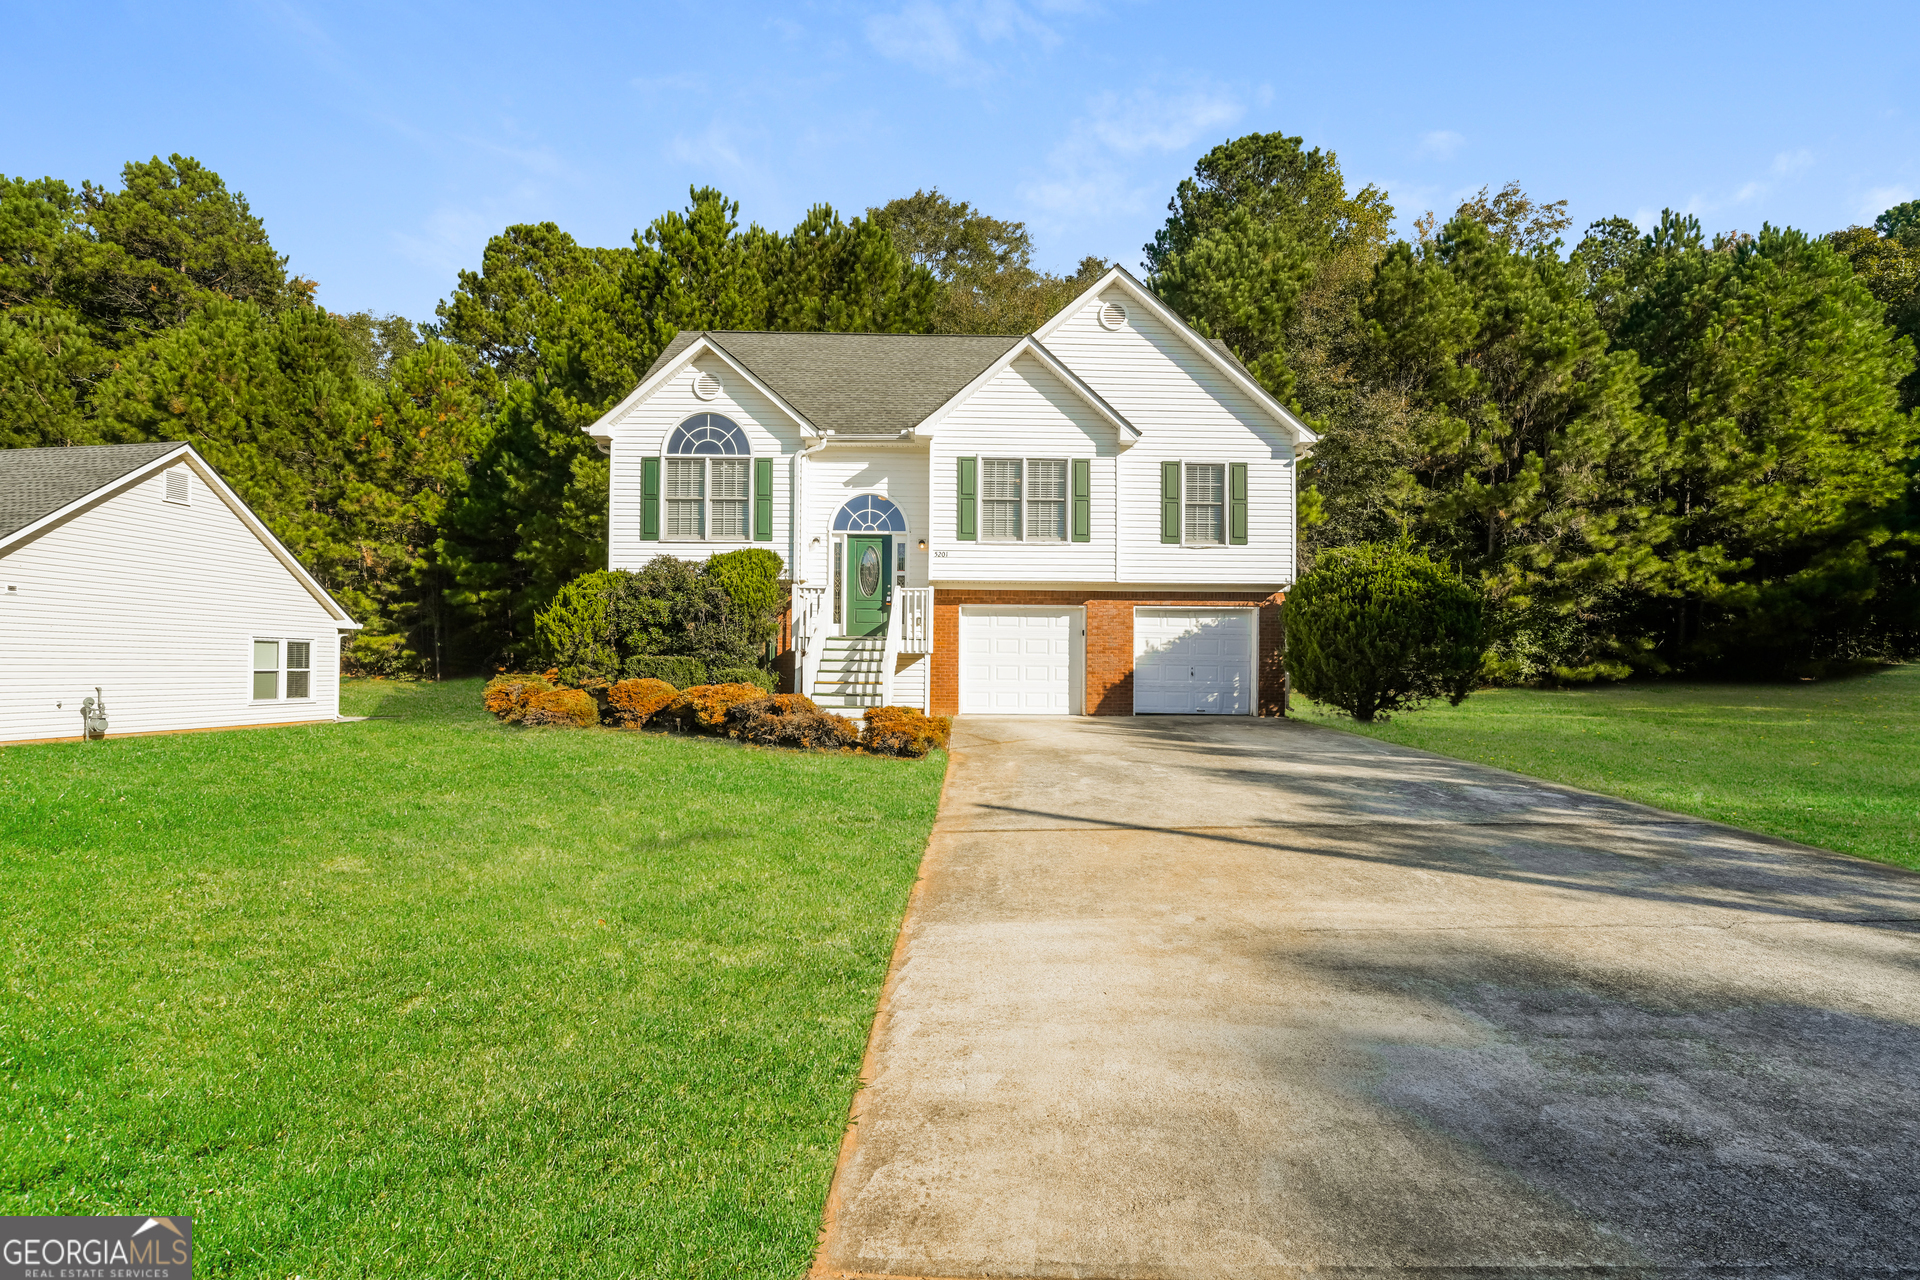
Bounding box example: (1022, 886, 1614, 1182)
(586, 267, 1316, 717)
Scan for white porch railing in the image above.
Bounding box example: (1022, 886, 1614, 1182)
(794, 585, 827, 698)
(896, 587, 934, 654)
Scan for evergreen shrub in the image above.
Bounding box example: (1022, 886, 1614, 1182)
(704, 549, 787, 650)
(1286, 542, 1487, 722)
(626, 655, 709, 688)
(670, 683, 770, 730)
(725, 695, 860, 749)
(605, 678, 679, 729)
(861, 706, 952, 757)
(709, 664, 777, 694)
(520, 688, 599, 728)
(483, 672, 554, 722)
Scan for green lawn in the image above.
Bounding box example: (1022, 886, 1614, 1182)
(0, 679, 944, 1277)
(1298, 663, 1920, 871)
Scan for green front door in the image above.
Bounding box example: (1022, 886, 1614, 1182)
(847, 535, 889, 637)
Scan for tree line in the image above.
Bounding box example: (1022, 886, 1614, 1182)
(3, 139, 1915, 680)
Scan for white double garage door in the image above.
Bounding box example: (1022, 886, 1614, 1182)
(958, 606, 1256, 715)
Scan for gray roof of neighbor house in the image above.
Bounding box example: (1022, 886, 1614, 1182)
(0, 441, 187, 541)
(646, 330, 1025, 436)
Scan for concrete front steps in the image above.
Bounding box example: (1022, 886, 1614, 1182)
(812, 635, 886, 710)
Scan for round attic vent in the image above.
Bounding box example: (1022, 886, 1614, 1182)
(1098, 300, 1128, 330)
(692, 370, 721, 401)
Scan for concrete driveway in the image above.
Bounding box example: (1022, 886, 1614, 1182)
(813, 715, 1920, 1279)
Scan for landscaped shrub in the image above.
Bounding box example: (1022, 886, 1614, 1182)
(623, 655, 709, 689)
(483, 672, 554, 722)
(708, 664, 777, 694)
(705, 548, 787, 651)
(861, 706, 953, 757)
(670, 682, 770, 730)
(533, 557, 761, 686)
(520, 688, 599, 728)
(605, 678, 679, 729)
(1286, 541, 1488, 722)
(725, 694, 860, 749)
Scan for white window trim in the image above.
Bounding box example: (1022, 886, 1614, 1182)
(980, 455, 1076, 545)
(251, 637, 318, 703)
(661, 453, 755, 544)
(1175, 459, 1230, 548)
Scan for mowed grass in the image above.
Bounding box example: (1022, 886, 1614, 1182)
(0, 679, 944, 1277)
(1299, 663, 1920, 871)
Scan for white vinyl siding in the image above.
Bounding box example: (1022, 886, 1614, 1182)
(930, 354, 1116, 583)
(1040, 290, 1298, 584)
(0, 465, 344, 743)
(605, 352, 800, 572)
(797, 447, 928, 591)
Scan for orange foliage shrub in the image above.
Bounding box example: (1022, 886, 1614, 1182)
(520, 688, 599, 728)
(670, 682, 770, 730)
(483, 672, 554, 722)
(605, 678, 679, 729)
(861, 706, 952, 757)
(725, 694, 860, 748)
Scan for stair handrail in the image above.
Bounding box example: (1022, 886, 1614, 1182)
(896, 587, 933, 653)
(879, 588, 903, 707)
(795, 584, 828, 698)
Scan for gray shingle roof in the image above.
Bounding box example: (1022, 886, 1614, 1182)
(0, 441, 187, 541)
(644, 331, 1025, 436)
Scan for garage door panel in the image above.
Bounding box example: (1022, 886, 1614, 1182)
(1134, 608, 1254, 715)
(961, 608, 1078, 715)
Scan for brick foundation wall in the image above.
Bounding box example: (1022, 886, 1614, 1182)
(929, 588, 1287, 718)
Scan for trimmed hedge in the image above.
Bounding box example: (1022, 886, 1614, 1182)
(862, 706, 952, 758)
(483, 672, 554, 723)
(725, 694, 861, 749)
(625, 655, 708, 689)
(709, 664, 777, 694)
(670, 683, 770, 730)
(605, 678, 678, 729)
(521, 688, 599, 728)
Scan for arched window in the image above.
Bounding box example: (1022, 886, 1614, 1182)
(831, 494, 907, 533)
(666, 414, 752, 540)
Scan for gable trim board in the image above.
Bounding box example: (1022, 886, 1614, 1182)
(588, 333, 824, 448)
(1032, 266, 1318, 450)
(0, 443, 359, 629)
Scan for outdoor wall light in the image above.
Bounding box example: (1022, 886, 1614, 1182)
(917, 539, 927, 551)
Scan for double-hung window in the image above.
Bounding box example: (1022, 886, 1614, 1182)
(1184, 463, 1226, 545)
(252, 639, 312, 700)
(664, 414, 752, 542)
(981, 457, 1069, 542)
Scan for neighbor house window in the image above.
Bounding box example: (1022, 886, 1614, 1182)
(665, 414, 752, 541)
(1184, 463, 1225, 544)
(981, 457, 1069, 541)
(253, 640, 279, 699)
(286, 641, 312, 699)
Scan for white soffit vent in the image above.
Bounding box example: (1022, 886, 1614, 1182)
(164, 469, 190, 505)
(692, 369, 722, 400)
(1098, 300, 1128, 331)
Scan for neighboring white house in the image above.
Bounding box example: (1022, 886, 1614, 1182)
(586, 266, 1317, 717)
(0, 441, 359, 745)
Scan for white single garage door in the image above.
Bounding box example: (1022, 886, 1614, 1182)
(960, 607, 1079, 714)
(1134, 608, 1255, 715)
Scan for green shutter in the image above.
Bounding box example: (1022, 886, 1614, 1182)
(1071, 458, 1091, 542)
(754, 457, 773, 541)
(642, 456, 660, 541)
(1229, 462, 1248, 545)
(957, 456, 977, 541)
(1160, 461, 1181, 543)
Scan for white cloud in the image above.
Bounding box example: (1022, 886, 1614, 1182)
(1018, 83, 1245, 220)
(1771, 148, 1814, 177)
(1418, 130, 1465, 161)
(1860, 184, 1914, 221)
(864, 0, 1062, 81)
(391, 206, 500, 280)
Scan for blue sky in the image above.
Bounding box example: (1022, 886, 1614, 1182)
(11, 1, 1917, 323)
